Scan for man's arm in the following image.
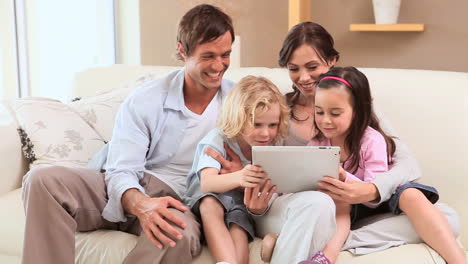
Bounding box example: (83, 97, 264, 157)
(102, 95, 152, 222)
(103, 92, 188, 248)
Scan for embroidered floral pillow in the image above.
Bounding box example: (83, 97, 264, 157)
(70, 73, 159, 141)
(13, 98, 106, 169)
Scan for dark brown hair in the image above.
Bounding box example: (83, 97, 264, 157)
(315, 67, 396, 173)
(176, 4, 235, 60)
(278, 22, 340, 111)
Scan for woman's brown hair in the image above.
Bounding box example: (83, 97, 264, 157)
(278, 21, 339, 117)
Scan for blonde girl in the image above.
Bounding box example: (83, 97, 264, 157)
(184, 76, 289, 264)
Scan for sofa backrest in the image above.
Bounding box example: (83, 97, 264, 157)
(72, 65, 468, 246)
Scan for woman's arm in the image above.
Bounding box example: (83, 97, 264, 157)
(371, 110, 422, 205)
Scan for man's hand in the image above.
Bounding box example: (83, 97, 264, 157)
(204, 143, 243, 174)
(244, 179, 276, 215)
(122, 189, 188, 249)
(317, 176, 379, 204)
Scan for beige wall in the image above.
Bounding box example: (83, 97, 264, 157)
(127, 0, 468, 72)
(138, 0, 288, 67)
(312, 0, 468, 73)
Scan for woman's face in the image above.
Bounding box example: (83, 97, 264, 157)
(287, 44, 335, 98)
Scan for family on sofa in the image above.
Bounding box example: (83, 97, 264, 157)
(21, 4, 465, 264)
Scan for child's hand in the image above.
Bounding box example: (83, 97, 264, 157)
(339, 166, 347, 182)
(239, 164, 266, 188)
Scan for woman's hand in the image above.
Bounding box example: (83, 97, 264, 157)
(204, 143, 243, 174)
(244, 179, 277, 215)
(317, 176, 380, 204)
(338, 166, 346, 181)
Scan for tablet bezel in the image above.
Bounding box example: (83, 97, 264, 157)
(252, 146, 340, 193)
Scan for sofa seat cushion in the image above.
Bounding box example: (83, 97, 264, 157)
(0, 188, 462, 263)
(75, 230, 263, 264)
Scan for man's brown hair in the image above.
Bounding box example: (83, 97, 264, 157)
(176, 4, 235, 60)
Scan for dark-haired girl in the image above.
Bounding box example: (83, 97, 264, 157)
(299, 66, 464, 264)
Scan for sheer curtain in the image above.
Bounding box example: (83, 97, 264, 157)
(0, 0, 116, 102)
(0, 0, 19, 100)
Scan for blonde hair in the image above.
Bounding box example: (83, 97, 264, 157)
(218, 76, 290, 142)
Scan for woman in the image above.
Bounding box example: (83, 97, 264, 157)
(206, 22, 462, 264)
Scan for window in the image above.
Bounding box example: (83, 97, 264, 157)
(0, 0, 116, 102)
(0, 0, 19, 99)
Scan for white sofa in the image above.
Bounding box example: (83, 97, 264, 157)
(0, 65, 467, 264)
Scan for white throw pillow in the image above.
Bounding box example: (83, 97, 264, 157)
(13, 97, 105, 169)
(70, 73, 160, 142)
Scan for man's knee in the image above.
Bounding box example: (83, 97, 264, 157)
(23, 166, 68, 194)
(168, 208, 201, 256)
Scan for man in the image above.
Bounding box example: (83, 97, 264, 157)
(21, 4, 235, 264)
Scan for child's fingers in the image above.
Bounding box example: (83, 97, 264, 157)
(246, 176, 264, 184)
(242, 181, 258, 188)
(245, 169, 267, 179)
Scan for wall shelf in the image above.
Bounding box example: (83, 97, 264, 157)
(349, 24, 425, 32)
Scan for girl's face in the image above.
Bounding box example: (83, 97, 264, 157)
(314, 87, 353, 141)
(239, 103, 281, 146)
(287, 44, 335, 98)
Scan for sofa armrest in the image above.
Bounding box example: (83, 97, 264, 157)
(0, 101, 28, 195)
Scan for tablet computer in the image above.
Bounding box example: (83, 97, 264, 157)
(252, 146, 340, 193)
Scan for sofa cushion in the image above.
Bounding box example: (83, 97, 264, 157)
(1, 187, 463, 263)
(12, 98, 105, 169)
(69, 73, 159, 142)
(0, 189, 24, 256)
(75, 230, 263, 264)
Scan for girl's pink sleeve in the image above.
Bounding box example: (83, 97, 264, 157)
(345, 130, 389, 183)
(344, 171, 362, 182)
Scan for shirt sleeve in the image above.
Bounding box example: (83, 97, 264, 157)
(195, 145, 222, 177)
(102, 96, 152, 223)
(368, 110, 422, 206)
(343, 135, 388, 183)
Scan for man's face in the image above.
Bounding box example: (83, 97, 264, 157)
(181, 31, 232, 93)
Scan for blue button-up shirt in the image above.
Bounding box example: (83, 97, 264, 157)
(97, 68, 234, 222)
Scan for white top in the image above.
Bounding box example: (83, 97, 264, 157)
(149, 92, 221, 198)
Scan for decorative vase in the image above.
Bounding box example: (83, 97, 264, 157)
(372, 0, 401, 24)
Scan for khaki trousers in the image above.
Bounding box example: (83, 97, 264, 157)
(21, 166, 201, 264)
